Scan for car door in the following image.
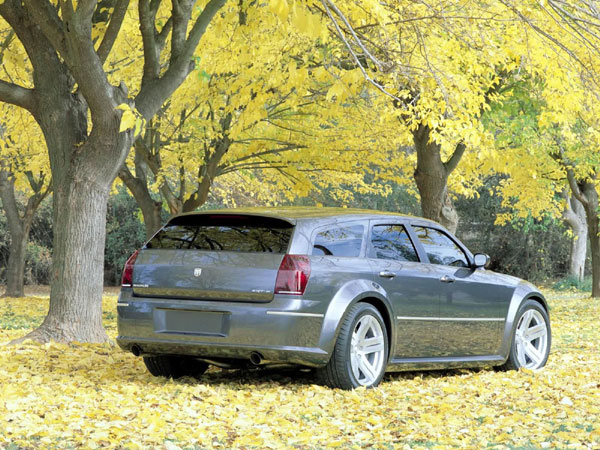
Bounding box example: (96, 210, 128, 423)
(410, 224, 513, 357)
(366, 220, 443, 358)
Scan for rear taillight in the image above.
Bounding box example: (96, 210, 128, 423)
(121, 250, 140, 287)
(274, 254, 311, 295)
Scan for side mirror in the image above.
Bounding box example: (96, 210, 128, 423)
(473, 253, 490, 269)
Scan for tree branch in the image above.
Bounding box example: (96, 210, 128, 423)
(139, 0, 161, 83)
(178, 0, 225, 66)
(444, 142, 466, 174)
(96, 0, 130, 64)
(0, 80, 35, 111)
(171, 0, 192, 64)
(565, 166, 588, 206)
(74, 0, 98, 24)
(136, 0, 226, 118)
(321, 0, 404, 104)
(22, 0, 68, 58)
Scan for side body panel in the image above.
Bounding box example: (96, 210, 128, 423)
(368, 259, 442, 358)
(431, 266, 516, 356)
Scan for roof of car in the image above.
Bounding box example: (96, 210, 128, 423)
(176, 206, 431, 224)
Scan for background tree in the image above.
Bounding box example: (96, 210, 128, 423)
(0, 0, 226, 342)
(321, 0, 528, 233)
(120, 3, 406, 237)
(0, 86, 52, 298)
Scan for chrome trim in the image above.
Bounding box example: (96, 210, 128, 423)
(266, 311, 325, 318)
(117, 302, 129, 307)
(396, 316, 505, 322)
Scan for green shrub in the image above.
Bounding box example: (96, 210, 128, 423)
(552, 276, 592, 292)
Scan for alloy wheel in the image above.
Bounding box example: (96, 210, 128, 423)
(350, 314, 386, 386)
(514, 309, 549, 369)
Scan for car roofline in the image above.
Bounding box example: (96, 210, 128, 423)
(172, 206, 421, 224)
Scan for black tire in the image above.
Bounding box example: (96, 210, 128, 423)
(499, 300, 551, 371)
(143, 355, 209, 379)
(317, 303, 388, 390)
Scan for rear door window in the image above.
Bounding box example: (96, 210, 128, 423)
(146, 215, 293, 253)
(413, 226, 469, 267)
(312, 224, 364, 257)
(369, 224, 419, 262)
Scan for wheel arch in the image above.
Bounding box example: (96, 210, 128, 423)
(317, 279, 394, 359)
(524, 293, 549, 314)
(498, 283, 550, 359)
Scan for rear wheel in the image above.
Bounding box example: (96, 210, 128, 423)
(317, 303, 388, 390)
(500, 300, 550, 371)
(143, 355, 209, 379)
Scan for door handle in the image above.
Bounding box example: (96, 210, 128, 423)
(379, 270, 396, 279)
(440, 275, 455, 283)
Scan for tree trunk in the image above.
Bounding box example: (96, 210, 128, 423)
(0, 168, 41, 298)
(28, 177, 111, 342)
(2, 219, 32, 298)
(12, 91, 131, 343)
(583, 189, 600, 297)
(566, 174, 600, 297)
(119, 165, 163, 238)
(562, 194, 587, 282)
(412, 125, 465, 234)
(590, 229, 600, 298)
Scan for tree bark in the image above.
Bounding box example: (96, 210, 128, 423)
(565, 170, 600, 297)
(2, 216, 33, 298)
(119, 164, 163, 238)
(19, 97, 131, 343)
(0, 167, 48, 298)
(412, 124, 465, 234)
(589, 223, 600, 298)
(32, 178, 111, 342)
(562, 193, 587, 282)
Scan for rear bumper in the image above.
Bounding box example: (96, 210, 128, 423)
(116, 289, 330, 367)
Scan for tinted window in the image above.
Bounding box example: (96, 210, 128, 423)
(312, 224, 364, 257)
(369, 225, 418, 262)
(147, 215, 293, 253)
(413, 226, 468, 267)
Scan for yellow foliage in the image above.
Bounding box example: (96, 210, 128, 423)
(1, 291, 599, 448)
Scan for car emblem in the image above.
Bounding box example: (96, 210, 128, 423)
(193, 268, 202, 277)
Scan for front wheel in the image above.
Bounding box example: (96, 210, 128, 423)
(317, 303, 388, 390)
(500, 300, 551, 371)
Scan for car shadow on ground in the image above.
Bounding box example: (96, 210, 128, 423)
(164, 366, 485, 389)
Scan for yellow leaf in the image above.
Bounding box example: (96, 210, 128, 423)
(119, 109, 137, 133)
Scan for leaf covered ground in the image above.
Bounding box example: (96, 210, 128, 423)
(0, 292, 598, 449)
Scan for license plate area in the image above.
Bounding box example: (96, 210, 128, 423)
(153, 308, 230, 337)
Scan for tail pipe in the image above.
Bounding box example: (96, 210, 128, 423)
(131, 344, 142, 357)
(249, 351, 263, 365)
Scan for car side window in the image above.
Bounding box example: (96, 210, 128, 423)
(312, 224, 364, 257)
(369, 225, 419, 262)
(413, 226, 469, 267)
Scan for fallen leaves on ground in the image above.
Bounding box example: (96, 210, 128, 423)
(0, 291, 599, 449)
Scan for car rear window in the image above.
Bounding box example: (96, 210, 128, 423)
(312, 224, 364, 257)
(146, 215, 294, 253)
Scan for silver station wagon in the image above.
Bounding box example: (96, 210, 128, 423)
(117, 207, 551, 389)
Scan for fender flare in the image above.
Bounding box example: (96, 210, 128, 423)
(498, 281, 549, 359)
(318, 279, 394, 358)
